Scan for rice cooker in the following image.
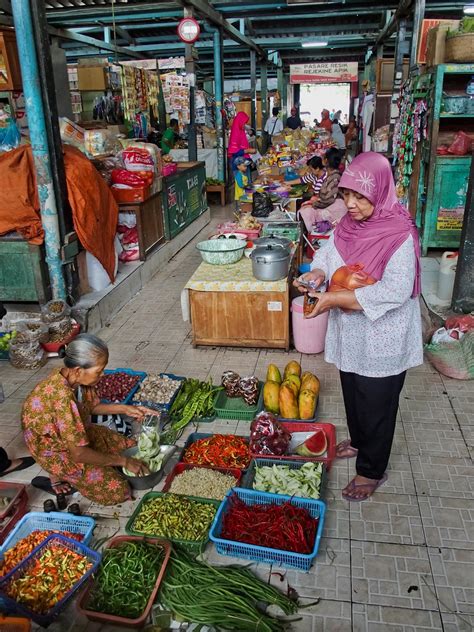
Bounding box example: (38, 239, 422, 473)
(251, 244, 291, 282)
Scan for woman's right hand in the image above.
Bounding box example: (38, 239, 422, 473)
(123, 457, 150, 477)
(246, 147, 256, 154)
(293, 269, 326, 292)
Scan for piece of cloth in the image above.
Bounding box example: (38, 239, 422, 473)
(336, 152, 421, 297)
(234, 171, 249, 201)
(331, 123, 346, 150)
(228, 111, 250, 156)
(340, 370, 406, 479)
(314, 170, 342, 209)
(160, 127, 175, 155)
(0, 145, 118, 282)
(311, 233, 423, 377)
(0, 447, 10, 473)
(264, 116, 283, 136)
(286, 115, 302, 130)
(22, 370, 134, 505)
(361, 95, 374, 152)
(301, 171, 326, 195)
(300, 198, 347, 232)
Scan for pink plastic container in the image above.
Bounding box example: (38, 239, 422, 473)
(291, 296, 328, 354)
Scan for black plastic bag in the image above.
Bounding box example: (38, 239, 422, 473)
(252, 191, 273, 218)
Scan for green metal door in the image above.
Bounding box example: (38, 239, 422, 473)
(422, 156, 471, 253)
(0, 241, 49, 302)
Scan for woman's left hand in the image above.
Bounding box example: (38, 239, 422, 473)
(304, 292, 334, 318)
(121, 405, 157, 420)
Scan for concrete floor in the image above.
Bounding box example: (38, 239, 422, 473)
(0, 204, 473, 631)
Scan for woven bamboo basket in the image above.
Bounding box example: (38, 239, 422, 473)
(444, 33, 474, 63)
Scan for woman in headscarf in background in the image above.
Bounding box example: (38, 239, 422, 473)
(295, 152, 423, 502)
(228, 111, 256, 172)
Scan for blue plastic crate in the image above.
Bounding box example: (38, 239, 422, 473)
(99, 368, 147, 404)
(240, 458, 327, 501)
(0, 534, 101, 626)
(209, 488, 326, 571)
(0, 511, 96, 556)
(132, 372, 185, 412)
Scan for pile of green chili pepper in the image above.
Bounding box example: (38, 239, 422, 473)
(160, 546, 299, 631)
(86, 541, 165, 619)
(131, 494, 216, 542)
(161, 379, 222, 443)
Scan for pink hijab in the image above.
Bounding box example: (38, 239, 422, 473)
(335, 152, 421, 297)
(228, 111, 249, 156)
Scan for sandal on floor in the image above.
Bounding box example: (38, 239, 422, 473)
(0, 456, 35, 478)
(336, 439, 358, 459)
(31, 476, 76, 496)
(342, 473, 388, 502)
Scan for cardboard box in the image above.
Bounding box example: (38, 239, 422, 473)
(78, 66, 107, 91)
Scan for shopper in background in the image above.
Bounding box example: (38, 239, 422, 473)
(0, 448, 35, 478)
(295, 152, 422, 502)
(228, 111, 256, 171)
(286, 107, 303, 130)
(233, 157, 250, 209)
(331, 119, 346, 150)
(319, 109, 333, 132)
(23, 334, 155, 505)
(160, 118, 179, 155)
(299, 147, 346, 230)
(264, 107, 284, 140)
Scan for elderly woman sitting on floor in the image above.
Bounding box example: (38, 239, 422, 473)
(22, 334, 154, 505)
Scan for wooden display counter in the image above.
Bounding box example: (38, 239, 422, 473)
(117, 190, 165, 261)
(185, 257, 292, 350)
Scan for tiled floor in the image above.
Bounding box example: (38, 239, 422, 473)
(0, 204, 473, 631)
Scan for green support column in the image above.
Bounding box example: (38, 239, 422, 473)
(260, 61, 268, 133)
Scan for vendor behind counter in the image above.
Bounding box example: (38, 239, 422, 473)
(285, 156, 327, 199)
(161, 118, 179, 155)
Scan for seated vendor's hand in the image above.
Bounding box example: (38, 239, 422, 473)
(293, 269, 326, 292)
(122, 405, 157, 420)
(246, 148, 256, 154)
(124, 457, 151, 477)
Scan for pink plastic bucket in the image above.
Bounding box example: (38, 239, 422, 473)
(291, 296, 328, 354)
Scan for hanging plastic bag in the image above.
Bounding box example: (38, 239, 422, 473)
(252, 191, 273, 218)
(447, 131, 472, 156)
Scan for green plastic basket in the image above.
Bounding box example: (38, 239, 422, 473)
(213, 382, 264, 421)
(125, 491, 219, 553)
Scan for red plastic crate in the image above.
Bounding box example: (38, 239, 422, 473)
(250, 422, 336, 471)
(0, 485, 28, 545)
(162, 463, 242, 497)
(77, 535, 171, 629)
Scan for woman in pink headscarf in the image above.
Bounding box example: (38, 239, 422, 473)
(228, 111, 255, 172)
(295, 152, 423, 502)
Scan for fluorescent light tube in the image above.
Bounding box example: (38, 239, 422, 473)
(301, 41, 329, 48)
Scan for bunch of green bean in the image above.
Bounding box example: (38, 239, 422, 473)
(160, 546, 299, 632)
(86, 541, 165, 619)
(131, 494, 216, 542)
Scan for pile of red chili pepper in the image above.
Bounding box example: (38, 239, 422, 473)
(220, 494, 318, 554)
(182, 434, 250, 469)
(3, 542, 92, 614)
(0, 530, 84, 577)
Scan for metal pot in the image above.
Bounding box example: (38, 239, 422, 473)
(251, 245, 291, 281)
(253, 236, 292, 251)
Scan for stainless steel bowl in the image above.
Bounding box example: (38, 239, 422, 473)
(121, 444, 176, 490)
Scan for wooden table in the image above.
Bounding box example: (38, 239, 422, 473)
(186, 257, 293, 350)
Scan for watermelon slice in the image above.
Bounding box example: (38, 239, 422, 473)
(295, 429, 327, 457)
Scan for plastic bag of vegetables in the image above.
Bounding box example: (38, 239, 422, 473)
(123, 425, 164, 476)
(249, 411, 291, 456)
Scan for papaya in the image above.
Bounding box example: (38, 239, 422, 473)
(279, 383, 299, 419)
(286, 374, 301, 394)
(282, 379, 298, 398)
(263, 381, 280, 415)
(301, 372, 320, 397)
(295, 429, 327, 456)
(298, 389, 317, 420)
(266, 363, 282, 385)
(284, 360, 301, 380)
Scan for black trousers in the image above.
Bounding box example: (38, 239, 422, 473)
(0, 447, 10, 473)
(340, 370, 406, 480)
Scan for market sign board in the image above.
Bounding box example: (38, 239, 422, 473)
(290, 62, 358, 84)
